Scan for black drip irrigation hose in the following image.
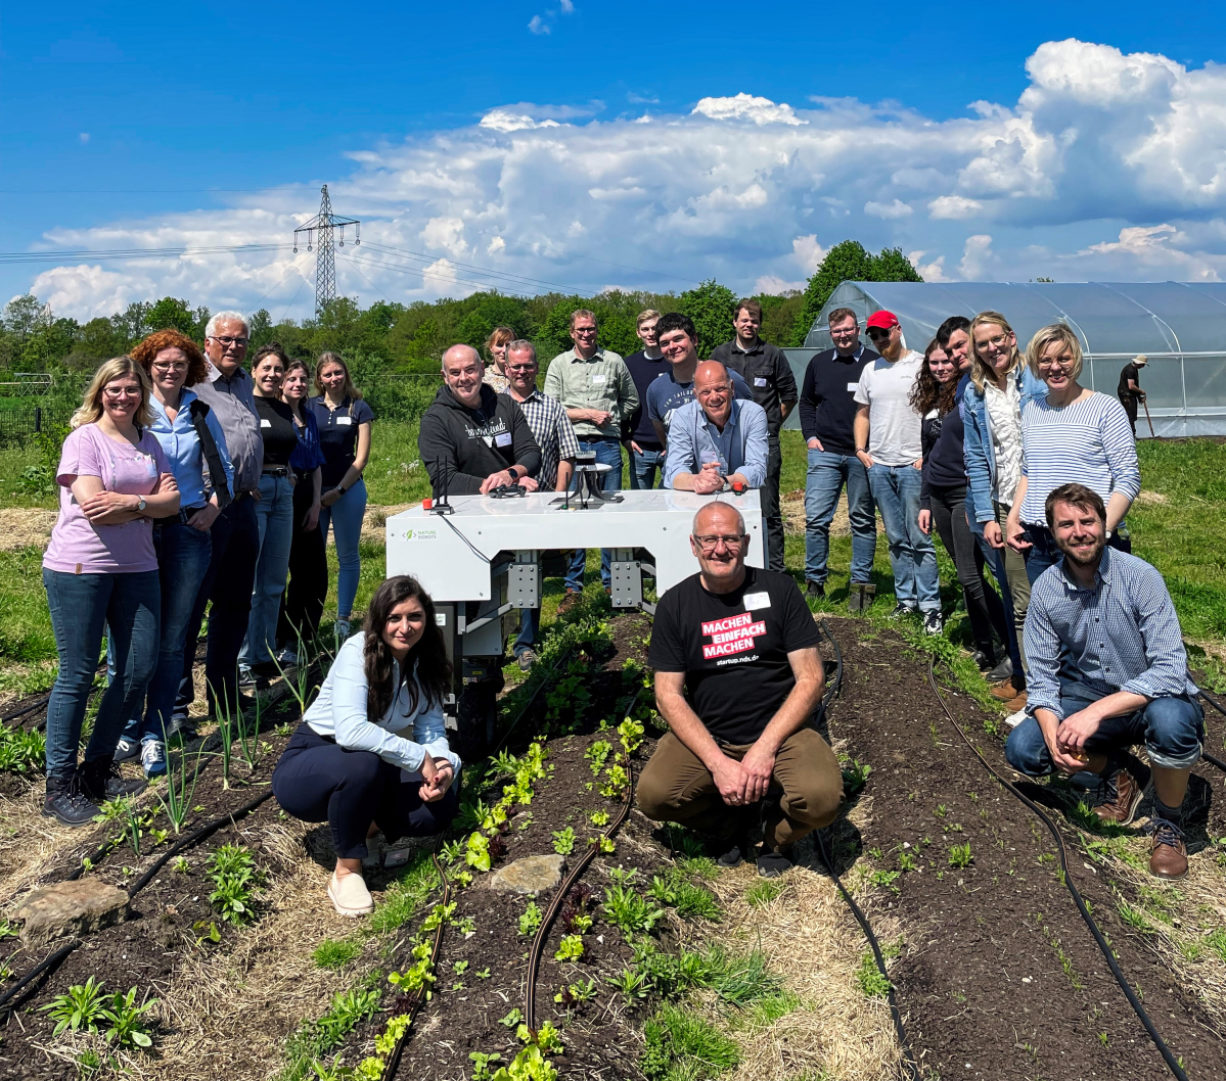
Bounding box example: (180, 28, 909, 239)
(1196, 690, 1226, 774)
(380, 852, 453, 1081)
(0, 788, 275, 1024)
(813, 620, 923, 1081)
(925, 655, 1190, 1081)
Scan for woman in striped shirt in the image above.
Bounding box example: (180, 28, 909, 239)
(1006, 323, 1140, 583)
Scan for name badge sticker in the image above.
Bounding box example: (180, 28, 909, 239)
(336, 415, 352, 426)
(591, 374, 607, 384)
(742, 591, 771, 611)
(260, 418, 272, 428)
(494, 432, 512, 448)
(754, 377, 767, 387)
(847, 382, 859, 392)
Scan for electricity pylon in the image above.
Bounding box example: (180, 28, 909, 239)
(293, 185, 360, 316)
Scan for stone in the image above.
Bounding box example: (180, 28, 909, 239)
(485, 854, 565, 894)
(13, 879, 130, 944)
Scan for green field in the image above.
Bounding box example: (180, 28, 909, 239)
(1, 432, 1223, 698)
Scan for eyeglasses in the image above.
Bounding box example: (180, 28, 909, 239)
(505, 363, 537, 372)
(976, 334, 1011, 352)
(102, 386, 141, 399)
(573, 327, 597, 336)
(152, 361, 189, 372)
(693, 533, 746, 552)
(209, 335, 249, 347)
(1037, 355, 1075, 369)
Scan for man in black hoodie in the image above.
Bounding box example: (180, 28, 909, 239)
(419, 344, 541, 497)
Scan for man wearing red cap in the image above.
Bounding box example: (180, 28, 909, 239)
(853, 311, 943, 634)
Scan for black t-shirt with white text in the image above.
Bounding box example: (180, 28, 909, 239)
(648, 567, 819, 744)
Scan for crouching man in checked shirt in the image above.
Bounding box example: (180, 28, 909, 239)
(636, 501, 843, 877)
(1005, 483, 1203, 879)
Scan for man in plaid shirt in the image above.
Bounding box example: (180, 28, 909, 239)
(502, 339, 581, 668)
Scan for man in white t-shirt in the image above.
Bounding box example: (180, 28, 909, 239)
(852, 310, 942, 633)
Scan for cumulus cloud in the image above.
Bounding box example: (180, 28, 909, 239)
(17, 39, 1226, 319)
(528, 1, 575, 36)
(527, 14, 549, 34)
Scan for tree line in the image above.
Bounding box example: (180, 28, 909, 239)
(0, 241, 920, 378)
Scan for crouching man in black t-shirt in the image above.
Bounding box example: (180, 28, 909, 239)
(637, 501, 843, 877)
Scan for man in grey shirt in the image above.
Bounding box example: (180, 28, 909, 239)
(177, 310, 263, 724)
(543, 309, 637, 610)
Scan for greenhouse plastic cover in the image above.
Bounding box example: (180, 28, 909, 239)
(782, 281, 1226, 438)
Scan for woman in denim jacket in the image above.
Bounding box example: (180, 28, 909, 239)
(960, 311, 1047, 707)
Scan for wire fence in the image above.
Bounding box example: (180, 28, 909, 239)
(0, 374, 59, 446)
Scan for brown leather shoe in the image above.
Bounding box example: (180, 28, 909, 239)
(1003, 690, 1028, 713)
(990, 679, 1020, 701)
(557, 590, 583, 616)
(1090, 767, 1144, 826)
(1149, 820, 1188, 879)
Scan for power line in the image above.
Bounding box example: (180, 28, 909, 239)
(293, 185, 360, 316)
(0, 243, 286, 265)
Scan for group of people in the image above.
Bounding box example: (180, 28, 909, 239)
(40, 314, 373, 825)
(40, 300, 1202, 910)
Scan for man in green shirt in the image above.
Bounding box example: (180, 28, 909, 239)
(543, 309, 638, 610)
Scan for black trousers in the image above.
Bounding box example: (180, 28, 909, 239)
(762, 437, 785, 572)
(272, 723, 459, 859)
(277, 480, 327, 651)
(929, 483, 1010, 661)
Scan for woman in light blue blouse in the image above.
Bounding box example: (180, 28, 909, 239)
(1006, 323, 1140, 583)
(114, 330, 233, 777)
(271, 576, 460, 917)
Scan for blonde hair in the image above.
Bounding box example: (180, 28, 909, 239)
(314, 351, 363, 401)
(1026, 323, 1083, 381)
(968, 311, 1021, 393)
(71, 356, 154, 430)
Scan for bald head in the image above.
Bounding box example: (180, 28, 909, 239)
(441, 343, 484, 408)
(692, 500, 745, 537)
(694, 361, 734, 427)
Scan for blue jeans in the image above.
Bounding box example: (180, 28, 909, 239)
(804, 447, 877, 585)
(319, 477, 367, 620)
(242, 474, 295, 666)
(514, 606, 540, 658)
(179, 496, 260, 715)
(565, 438, 621, 592)
(868, 462, 939, 613)
(629, 447, 664, 491)
(1006, 684, 1204, 775)
(44, 569, 160, 777)
(114, 522, 211, 744)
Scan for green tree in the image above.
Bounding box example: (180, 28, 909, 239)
(869, 247, 923, 285)
(792, 241, 923, 344)
(755, 290, 805, 348)
(678, 279, 736, 357)
(146, 297, 197, 336)
(247, 309, 275, 351)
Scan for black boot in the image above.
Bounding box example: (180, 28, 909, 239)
(43, 772, 101, 827)
(77, 758, 148, 804)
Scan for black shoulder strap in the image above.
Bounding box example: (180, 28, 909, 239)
(188, 399, 232, 509)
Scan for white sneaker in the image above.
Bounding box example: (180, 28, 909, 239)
(327, 871, 374, 917)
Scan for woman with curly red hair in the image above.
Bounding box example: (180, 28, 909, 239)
(111, 329, 234, 776)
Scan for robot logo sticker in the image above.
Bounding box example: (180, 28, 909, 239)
(403, 528, 439, 542)
(700, 611, 765, 659)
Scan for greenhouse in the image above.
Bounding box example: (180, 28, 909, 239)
(793, 281, 1226, 438)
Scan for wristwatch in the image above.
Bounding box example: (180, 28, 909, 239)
(136, 497, 147, 513)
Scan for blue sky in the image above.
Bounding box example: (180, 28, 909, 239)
(4, 2, 1226, 320)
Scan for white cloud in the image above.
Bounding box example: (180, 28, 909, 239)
(865, 198, 913, 220)
(78, 132, 90, 145)
(959, 235, 994, 280)
(691, 93, 804, 126)
(909, 250, 948, 283)
(527, 15, 549, 34)
(754, 274, 805, 294)
(19, 39, 1226, 319)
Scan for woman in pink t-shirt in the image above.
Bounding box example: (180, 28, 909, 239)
(41, 356, 181, 827)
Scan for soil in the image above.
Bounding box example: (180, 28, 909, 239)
(3, 609, 1226, 1081)
(821, 614, 1226, 1081)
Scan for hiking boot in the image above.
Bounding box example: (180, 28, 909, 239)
(77, 758, 147, 804)
(890, 603, 918, 620)
(140, 739, 167, 779)
(557, 590, 583, 616)
(1148, 819, 1188, 880)
(848, 582, 876, 613)
(715, 837, 752, 868)
(1090, 766, 1144, 826)
(516, 648, 538, 672)
(805, 580, 825, 600)
(43, 772, 100, 827)
(1003, 690, 1028, 713)
(922, 610, 944, 636)
(990, 679, 1021, 701)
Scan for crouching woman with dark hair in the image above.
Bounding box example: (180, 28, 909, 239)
(272, 576, 460, 916)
